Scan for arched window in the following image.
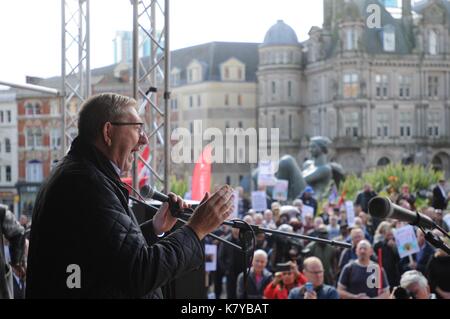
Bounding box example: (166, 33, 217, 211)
(377, 157, 390, 167)
(26, 103, 33, 115)
(429, 30, 438, 55)
(432, 155, 443, 172)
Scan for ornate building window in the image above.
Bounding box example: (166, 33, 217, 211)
(50, 129, 61, 149)
(398, 75, 411, 98)
(187, 60, 203, 83)
(345, 29, 358, 51)
(344, 112, 359, 137)
(343, 73, 359, 98)
(399, 111, 412, 138)
(427, 110, 440, 137)
(375, 74, 388, 98)
(26, 127, 43, 148)
(376, 112, 390, 138)
(25, 102, 41, 115)
(429, 30, 438, 55)
(427, 76, 439, 98)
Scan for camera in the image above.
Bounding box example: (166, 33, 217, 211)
(392, 286, 414, 299)
(274, 262, 291, 273)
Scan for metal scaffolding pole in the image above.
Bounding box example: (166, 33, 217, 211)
(131, 0, 171, 193)
(61, 0, 91, 152)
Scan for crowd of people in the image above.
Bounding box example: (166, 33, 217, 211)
(2, 180, 449, 300)
(206, 182, 450, 300)
(2, 92, 447, 300)
(2, 179, 450, 299)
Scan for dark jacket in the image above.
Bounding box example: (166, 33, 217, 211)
(26, 137, 204, 298)
(355, 190, 377, 213)
(432, 185, 448, 210)
(236, 268, 272, 299)
(373, 240, 401, 287)
(0, 205, 25, 299)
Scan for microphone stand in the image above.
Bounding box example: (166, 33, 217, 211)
(130, 197, 352, 299)
(423, 230, 450, 255)
(411, 212, 450, 255)
(177, 212, 351, 299)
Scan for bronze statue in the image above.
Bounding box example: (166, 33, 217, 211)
(253, 136, 345, 201)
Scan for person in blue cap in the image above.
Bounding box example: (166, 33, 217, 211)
(298, 185, 318, 216)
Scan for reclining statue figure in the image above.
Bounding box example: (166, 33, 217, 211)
(253, 136, 345, 201)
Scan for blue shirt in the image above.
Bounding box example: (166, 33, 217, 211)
(338, 261, 389, 298)
(288, 284, 340, 299)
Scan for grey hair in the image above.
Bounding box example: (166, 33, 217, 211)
(253, 249, 268, 260)
(278, 224, 293, 233)
(78, 93, 137, 141)
(400, 270, 428, 289)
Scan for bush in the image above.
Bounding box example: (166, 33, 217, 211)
(338, 164, 444, 208)
(170, 175, 189, 197)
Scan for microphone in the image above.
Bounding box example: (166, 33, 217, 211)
(141, 184, 170, 203)
(368, 196, 436, 229)
(140, 185, 192, 218)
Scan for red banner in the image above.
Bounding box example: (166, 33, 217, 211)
(121, 145, 151, 190)
(191, 144, 212, 201)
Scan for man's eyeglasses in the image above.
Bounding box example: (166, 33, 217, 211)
(110, 122, 146, 137)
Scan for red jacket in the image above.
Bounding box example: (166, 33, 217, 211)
(263, 272, 307, 299)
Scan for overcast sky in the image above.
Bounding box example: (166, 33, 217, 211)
(0, 0, 325, 85)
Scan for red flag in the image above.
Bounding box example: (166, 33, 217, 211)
(138, 145, 151, 183)
(378, 247, 383, 295)
(337, 188, 346, 207)
(191, 144, 212, 201)
(121, 144, 151, 190)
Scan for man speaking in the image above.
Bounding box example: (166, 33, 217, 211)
(26, 93, 234, 298)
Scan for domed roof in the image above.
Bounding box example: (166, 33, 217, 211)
(262, 20, 299, 46)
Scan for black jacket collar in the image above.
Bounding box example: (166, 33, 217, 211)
(68, 136, 120, 182)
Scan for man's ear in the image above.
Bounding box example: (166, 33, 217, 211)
(102, 122, 113, 146)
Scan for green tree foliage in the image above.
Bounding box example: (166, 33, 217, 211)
(339, 164, 444, 208)
(170, 175, 189, 197)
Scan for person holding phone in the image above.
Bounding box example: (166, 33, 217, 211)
(288, 257, 339, 299)
(263, 261, 307, 299)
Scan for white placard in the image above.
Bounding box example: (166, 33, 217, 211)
(393, 225, 420, 259)
(230, 189, 239, 219)
(251, 191, 268, 212)
(258, 161, 276, 186)
(302, 205, 314, 223)
(272, 179, 289, 201)
(345, 201, 355, 228)
(443, 214, 450, 230)
(205, 244, 218, 272)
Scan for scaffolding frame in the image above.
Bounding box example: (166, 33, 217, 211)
(131, 0, 171, 193)
(2, 0, 171, 194)
(61, 0, 91, 152)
